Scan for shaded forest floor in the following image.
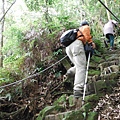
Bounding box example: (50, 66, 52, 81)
(94, 82, 120, 119)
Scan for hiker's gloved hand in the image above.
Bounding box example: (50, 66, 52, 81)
(91, 42, 96, 49)
(76, 29, 79, 31)
(118, 25, 120, 28)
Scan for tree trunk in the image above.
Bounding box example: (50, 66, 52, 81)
(0, 0, 5, 67)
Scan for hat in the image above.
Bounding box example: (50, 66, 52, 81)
(80, 21, 89, 27)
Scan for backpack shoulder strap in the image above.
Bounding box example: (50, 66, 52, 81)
(77, 29, 84, 38)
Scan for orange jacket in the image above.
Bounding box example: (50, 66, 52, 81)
(77, 25, 93, 44)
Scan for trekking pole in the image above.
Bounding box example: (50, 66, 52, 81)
(82, 52, 91, 105)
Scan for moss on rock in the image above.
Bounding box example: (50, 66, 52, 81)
(36, 105, 65, 120)
(63, 110, 84, 120)
(86, 111, 98, 120)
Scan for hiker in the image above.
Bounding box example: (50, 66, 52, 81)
(103, 20, 118, 51)
(65, 21, 95, 99)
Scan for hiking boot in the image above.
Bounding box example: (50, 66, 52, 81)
(70, 96, 82, 110)
(74, 90, 83, 98)
(109, 47, 114, 51)
(74, 97, 82, 110)
(63, 71, 75, 84)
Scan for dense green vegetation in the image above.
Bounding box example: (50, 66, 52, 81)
(0, 0, 120, 119)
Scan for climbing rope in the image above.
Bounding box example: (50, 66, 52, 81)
(0, 55, 68, 89)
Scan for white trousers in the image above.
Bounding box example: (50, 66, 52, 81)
(66, 40, 86, 91)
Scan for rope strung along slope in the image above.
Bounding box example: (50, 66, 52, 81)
(0, 55, 67, 89)
(98, 0, 120, 23)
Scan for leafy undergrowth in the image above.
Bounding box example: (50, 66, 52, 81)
(0, 65, 72, 120)
(0, 80, 119, 120)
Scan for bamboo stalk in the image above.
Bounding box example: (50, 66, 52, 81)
(104, 0, 111, 20)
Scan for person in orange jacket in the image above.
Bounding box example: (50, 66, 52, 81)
(77, 21, 95, 47)
(65, 21, 95, 99)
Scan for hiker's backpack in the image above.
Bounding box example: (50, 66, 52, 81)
(60, 29, 95, 59)
(60, 29, 78, 47)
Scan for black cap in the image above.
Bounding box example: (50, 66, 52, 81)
(80, 21, 89, 27)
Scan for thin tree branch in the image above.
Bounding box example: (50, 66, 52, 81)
(0, 0, 16, 22)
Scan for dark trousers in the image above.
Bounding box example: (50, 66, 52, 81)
(106, 34, 114, 48)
